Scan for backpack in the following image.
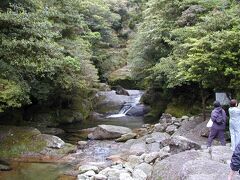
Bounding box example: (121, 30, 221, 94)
(215, 110, 224, 125)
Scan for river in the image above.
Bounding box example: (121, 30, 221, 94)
(0, 90, 150, 180)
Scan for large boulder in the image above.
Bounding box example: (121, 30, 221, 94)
(38, 134, 65, 149)
(152, 150, 208, 180)
(126, 104, 150, 116)
(173, 116, 206, 145)
(94, 91, 132, 114)
(169, 136, 201, 154)
(180, 159, 240, 180)
(210, 146, 233, 164)
(115, 85, 130, 96)
(88, 125, 132, 140)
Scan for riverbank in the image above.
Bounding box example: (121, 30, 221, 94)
(1, 113, 238, 180)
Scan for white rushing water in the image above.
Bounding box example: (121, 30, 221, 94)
(107, 90, 143, 118)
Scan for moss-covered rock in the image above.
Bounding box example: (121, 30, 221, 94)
(0, 126, 46, 158)
(108, 65, 138, 89)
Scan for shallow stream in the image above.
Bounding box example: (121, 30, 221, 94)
(0, 90, 148, 180)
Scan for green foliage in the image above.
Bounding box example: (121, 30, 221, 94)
(0, 0, 134, 112)
(130, 0, 240, 101)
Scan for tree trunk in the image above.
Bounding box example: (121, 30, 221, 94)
(201, 89, 207, 121)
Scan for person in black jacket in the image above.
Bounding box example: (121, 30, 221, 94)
(228, 142, 240, 180)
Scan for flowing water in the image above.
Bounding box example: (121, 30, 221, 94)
(107, 90, 144, 118)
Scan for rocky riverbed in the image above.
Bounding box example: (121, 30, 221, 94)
(1, 113, 239, 180)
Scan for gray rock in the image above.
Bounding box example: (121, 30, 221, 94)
(154, 123, 167, 132)
(77, 141, 88, 149)
(169, 136, 201, 154)
(158, 150, 170, 160)
(0, 164, 11, 171)
(134, 163, 152, 178)
(152, 151, 206, 180)
(94, 91, 132, 114)
(180, 159, 238, 180)
(38, 134, 65, 149)
(79, 165, 99, 174)
(151, 132, 170, 143)
(88, 125, 132, 140)
(115, 85, 130, 96)
(94, 174, 107, 180)
(159, 113, 173, 124)
(200, 126, 210, 137)
(129, 142, 146, 155)
(189, 116, 195, 121)
(83, 170, 95, 177)
(119, 173, 134, 180)
(161, 146, 170, 153)
(210, 146, 233, 164)
(146, 142, 160, 152)
(115, 133, 137, 142)
(77, 174, 89, 180)
(173, 116, 206, 146)
(165, 125, 178, 135)
(111, 164, 123, 170)
(133, 128, 148, 137)
(126, 104, 150, 116)
(174, 122, 181, 127)
(128, 155, 143, 167)
(181, 116, 189, 121)
(132, 169, 147, 180)
(144, 152, 159, 164)
(146, 137, 155, 144)
(99, 167, 127, 179)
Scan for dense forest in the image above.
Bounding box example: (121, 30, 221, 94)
(130, 0, 240, 118)
(0, 0, 240, 122)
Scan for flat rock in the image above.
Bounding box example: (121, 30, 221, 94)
(115, 133, 137, 142)
(169, 136, 201, 154)
(88, 125, 132, 140)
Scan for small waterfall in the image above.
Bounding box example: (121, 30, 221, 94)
(107, 90, 143, 118)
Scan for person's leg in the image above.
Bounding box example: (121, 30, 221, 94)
(230, 125, 235, 150)
(234, 126, 240, 150)
(207, 128, 218, 147)
(217, 130, 226, 146)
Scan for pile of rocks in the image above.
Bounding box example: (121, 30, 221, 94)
(154, 113, 193, 135)
(75, 114, 239, 180)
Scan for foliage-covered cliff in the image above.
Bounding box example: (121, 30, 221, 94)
(129, 0, 240, 117)
(0, 0, 144, 122)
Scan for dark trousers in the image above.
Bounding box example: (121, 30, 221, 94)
(207, 128, 226, 147)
